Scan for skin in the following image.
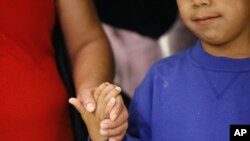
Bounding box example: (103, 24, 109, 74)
(71, 0, 250, 140)
(67, 0, 250, 140)
(177, 0, 250, 58)
(56, 0, 127, 139)
(69, 83, 128, 141)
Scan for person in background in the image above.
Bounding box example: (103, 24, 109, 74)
(75, 0, 250, 140)
(0, 0, 127, 141)
(159, 15, 197, 57)
(94, 0, 178, 98)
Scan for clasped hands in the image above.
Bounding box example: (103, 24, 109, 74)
(69, 82, 128, 141)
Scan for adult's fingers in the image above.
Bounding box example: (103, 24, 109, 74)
(68, 97, 86, 116)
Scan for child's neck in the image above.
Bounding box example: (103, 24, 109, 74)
(201, 35, 250, 59)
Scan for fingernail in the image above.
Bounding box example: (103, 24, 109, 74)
(100, 129, 108, 135)
(115, 86, 121, 92)
(68, 98, 74, 103)
(86, 102, 94, 112)
(110, 97, 115, 102)
(100, 123, 109, 129)
(111, 113, 118, 121)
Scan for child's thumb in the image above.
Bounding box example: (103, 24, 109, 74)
(69, 97, 86, 115)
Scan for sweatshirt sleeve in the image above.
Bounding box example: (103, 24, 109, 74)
(123, 65, 156, 141)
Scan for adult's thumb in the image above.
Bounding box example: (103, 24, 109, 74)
(69, 97, 86, 114)
(79, 89, 96, 112)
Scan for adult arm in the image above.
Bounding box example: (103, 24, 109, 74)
(56, 0, 114, 112)
(56, 0, 128, 139)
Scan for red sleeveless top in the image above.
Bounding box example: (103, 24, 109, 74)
(0, 0, 74, 140)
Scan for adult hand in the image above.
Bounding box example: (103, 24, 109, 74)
(69, 83, 128, 140)
(76, 86, 97, 112)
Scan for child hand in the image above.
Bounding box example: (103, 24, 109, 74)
(69, 82, 128, 141)
(94, 83, 129, 141)
(100, 95, 128, 141)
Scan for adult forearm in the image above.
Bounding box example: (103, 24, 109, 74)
(71, 38, 115, 96)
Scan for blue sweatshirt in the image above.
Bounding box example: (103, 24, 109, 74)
(124, 41, 250, 141)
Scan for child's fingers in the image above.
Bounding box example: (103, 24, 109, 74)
(104, 86, 121, 104)
(98, 84, 121, 102)
(108, 132, 126, 141)
(100, 120, 128, 137)
(100, 85, 121, 118)
(93, 82, 110, 101)
(100, 86, 122, 119)
(100, 105, 128, 129)
(109, 95, 124, 121)
(105, 97, 116, 117)
(95, 83, 113, 118)
(96, 84, 121, 117)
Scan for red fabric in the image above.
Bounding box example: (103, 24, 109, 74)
(0, 1, 74, 140)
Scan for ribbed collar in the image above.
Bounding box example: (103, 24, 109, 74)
(188, 41, 250, 72)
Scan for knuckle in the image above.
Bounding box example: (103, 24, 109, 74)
(116, 128, 123, 135)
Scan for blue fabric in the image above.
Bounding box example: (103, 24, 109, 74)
(124, 41, 250, 141)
